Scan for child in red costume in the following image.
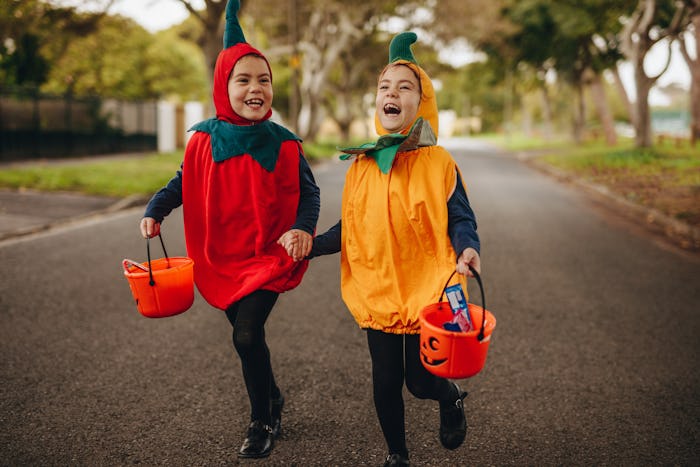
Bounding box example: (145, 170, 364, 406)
(139, 0, 319, 459)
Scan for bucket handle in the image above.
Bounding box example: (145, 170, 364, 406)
(122, 258, 149, 273)
(440, 266, 487, 342)
(146, 233, 169, 286)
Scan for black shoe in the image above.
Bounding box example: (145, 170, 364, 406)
(271, 393, 285, 438)
(383, 453, 410, 466)
(238, 420, 274, 458)
(439, 382, 468, 450)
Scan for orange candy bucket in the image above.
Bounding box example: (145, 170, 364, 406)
(419, 267, 496, 379)
(122, 234, 194, 318)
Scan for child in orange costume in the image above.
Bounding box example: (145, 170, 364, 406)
(306, 32, 481, 466)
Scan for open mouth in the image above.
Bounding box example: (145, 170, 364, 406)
(245, 98, 264, 108)
(383, 103, 401, 115)
(421, 352, 447, 367)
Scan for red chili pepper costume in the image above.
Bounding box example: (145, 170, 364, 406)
(181, 23, 309, 310)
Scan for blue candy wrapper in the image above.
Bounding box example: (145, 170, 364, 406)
(442, 283, 473, 332)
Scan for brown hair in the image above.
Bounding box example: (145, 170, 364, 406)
(378, 63, 422, 95)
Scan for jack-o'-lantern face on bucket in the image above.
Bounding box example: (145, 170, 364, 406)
(420, 336, 448, 367)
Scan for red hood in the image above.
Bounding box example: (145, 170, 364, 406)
(212, 43, 273, 125)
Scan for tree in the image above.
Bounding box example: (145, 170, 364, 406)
(620, 0, 688, 147)
(173, 0, 228, 106)
(0, 1, 105, 90)
(167, 0, 401, 140)
(38, 13, 207, 101)
(323, 33, 387, 141)
(551, 0, 630, 145)
(678, 0, 699, 145)
(495, 0, 632, 145)
(289, 1, 401, 141)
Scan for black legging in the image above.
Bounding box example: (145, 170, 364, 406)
(366, 329, 457, 458)
(225, 290, 281, 426)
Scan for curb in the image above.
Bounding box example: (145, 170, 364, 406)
(521, 153, 700, 252)
(0, 194, 149, 242)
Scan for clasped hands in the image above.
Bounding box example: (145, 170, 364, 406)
(277, 229, 312, 262)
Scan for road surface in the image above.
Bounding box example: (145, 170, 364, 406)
(1, 139, 698, 465)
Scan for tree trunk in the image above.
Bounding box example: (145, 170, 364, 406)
(691, 62, 700, 147)
(572, 81, 586, 144)
(588, 71, 617, 145)
(178, 0, 227, 118)
(610, 65, 636, 128)
(522, 97, 533, 137)
(633, 55, 655, 148)
(679, 7, 699, 146)
(295, 6, 374, 141)
(539, 84, 553, 141)
(619, 0, 687, 148)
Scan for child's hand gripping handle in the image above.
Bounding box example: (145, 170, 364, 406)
(441, 266, 488, 342)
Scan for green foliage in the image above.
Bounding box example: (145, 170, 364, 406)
(1, 3, 207, 101)
(436, 61, 510, 132)
(2, 32, 49, 87)
(1, 1, 107, 89)
(40, 15, 207, 101)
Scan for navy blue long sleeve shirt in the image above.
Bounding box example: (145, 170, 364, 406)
(144, 154, 320, 235)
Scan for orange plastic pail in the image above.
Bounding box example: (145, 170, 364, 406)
(122, 234, 194, 318)
(419, 268, 496, 379)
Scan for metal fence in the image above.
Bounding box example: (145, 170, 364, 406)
(0, 89, 158, 162)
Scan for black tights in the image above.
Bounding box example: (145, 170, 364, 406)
(225, 290, 281, 426)
(366, 329, 457, 458)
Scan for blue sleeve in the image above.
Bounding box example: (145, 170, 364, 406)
(143, 166, 183, 223)
(448, 170, 480, 256)
(308, 220, 341, 258)
(291, 154, 321, 235)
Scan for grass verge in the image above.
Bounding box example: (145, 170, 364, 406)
(482, 133, 700, 228)
(0, 139, 345, 198)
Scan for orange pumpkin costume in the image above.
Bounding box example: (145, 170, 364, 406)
(338, 33, 471, 334)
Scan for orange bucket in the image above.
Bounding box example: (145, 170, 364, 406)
(419, 268, 496, 379)
(122, 234, 194, 318)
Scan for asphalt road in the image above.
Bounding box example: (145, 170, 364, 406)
(1, 140, 699, 466)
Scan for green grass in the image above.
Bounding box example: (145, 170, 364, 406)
(477, 132, 698, 182)
(0, 138, 354, 197)
(0, 151, 185, 197)
(2, 134, 696, 201)
(476, 132, 572, 151)
(536, 140, 700, 186)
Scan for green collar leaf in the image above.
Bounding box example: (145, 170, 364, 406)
(339, 118, 436, 174)
(190, 118, 301, 171)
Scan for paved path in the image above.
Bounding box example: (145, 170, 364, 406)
(1, 140, 698, 465)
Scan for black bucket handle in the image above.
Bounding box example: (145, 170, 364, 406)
(146, 233, 169, 286)
(440, 266, 487, 341)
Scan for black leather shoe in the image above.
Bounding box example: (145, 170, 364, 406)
(439, 382, 468, 450)
(271, 394, 285, 438)
(383, 453, 410, 466)
(238, 420, 274, 458)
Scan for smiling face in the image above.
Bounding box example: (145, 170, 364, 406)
(375, 64, 421, 134)
(227, 54, 273, 122)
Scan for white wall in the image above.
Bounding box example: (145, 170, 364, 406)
(157, 101, 176, 153)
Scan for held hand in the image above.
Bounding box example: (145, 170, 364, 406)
(456, 247, 480, 277)
(140, 217, 161, 239)
(277, 229, 313, 261)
